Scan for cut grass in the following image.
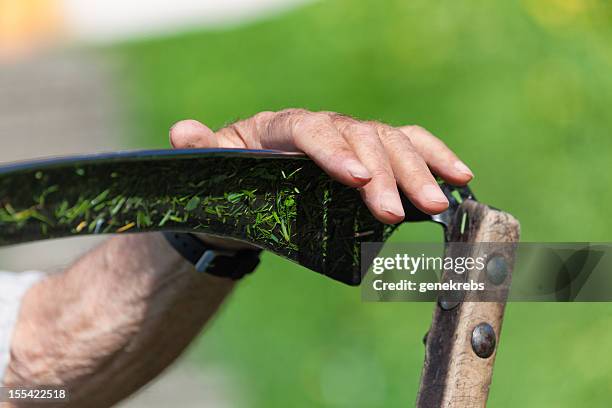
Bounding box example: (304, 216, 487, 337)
(0, 154, 396, 284)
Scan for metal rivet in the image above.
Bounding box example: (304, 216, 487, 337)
(438, 299, 459, 310)
(471, 322, 496, 358)
(486, 256, 508, 285)
(438, 288, 464, 310)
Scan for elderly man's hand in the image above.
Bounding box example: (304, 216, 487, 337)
(170, 109, 473, 224)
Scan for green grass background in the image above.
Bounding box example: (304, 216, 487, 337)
(111, 0, 612, 406)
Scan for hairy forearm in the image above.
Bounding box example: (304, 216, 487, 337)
(3, 233, 235, 407)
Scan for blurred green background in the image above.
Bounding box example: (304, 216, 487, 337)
(111, 0, 612, 406)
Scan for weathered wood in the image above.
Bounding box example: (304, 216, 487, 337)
(417, 200, 520, 408)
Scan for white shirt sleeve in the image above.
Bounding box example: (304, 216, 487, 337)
(0, 271, 46, 384)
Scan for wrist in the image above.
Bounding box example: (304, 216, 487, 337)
(163, 232, 261, 279)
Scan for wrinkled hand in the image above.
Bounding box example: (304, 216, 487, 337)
(170, 109, 473, 224)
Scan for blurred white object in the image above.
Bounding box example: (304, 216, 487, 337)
(62, 0, 312, 42)
(0, 271, 45, 382)
(0, 0, 311, 60)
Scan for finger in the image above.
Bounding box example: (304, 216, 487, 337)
(169, 120, 219, 149)
(377, 124, 449, 215)
(273, 110, 372, 188)
(215, 112, 279, 149)
(334, 117, 405, 224)
(399, 125, 473, 185)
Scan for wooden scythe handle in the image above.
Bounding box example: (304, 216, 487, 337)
(417, 200, 520, 407)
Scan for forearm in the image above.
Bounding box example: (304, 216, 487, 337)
(3, 233, 235, 407)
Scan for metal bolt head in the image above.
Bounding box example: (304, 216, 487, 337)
(486, 256, 508, 285)
(438, 288, 464, 310)
(438, 299, 459, 310)
(471, 322, 496, 358)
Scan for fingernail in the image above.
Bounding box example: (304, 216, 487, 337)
(454, 161, 474, 178)
(168, 124, 178, 147)
(346, 160, 371, 180)
(380, 192, 405, 217)
(421, 184, 449, 204)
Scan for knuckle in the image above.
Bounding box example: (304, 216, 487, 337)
(292, 111, 332, 135)
(402, 125, 450, 148)
(326, 111, 354, 123)
(277, 108, 310, 117)
(382, 126, 411, 146)
(319, 110, 341, 118)
(364, 120, 382, 130)
(401, 125, 430, 142)
(268, 108, 310, 138)
(251, 111, 276, 136)
(275, 108, 310, 128)
(309, 111, 333, 124)
(343, 122, 377, 140)
(252, 110, 276, 125)
(404, 124, 426, 135)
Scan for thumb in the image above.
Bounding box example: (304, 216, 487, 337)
(169, 119, 218, 148)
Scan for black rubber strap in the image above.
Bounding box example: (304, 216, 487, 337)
(162, 232, 261, 280)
